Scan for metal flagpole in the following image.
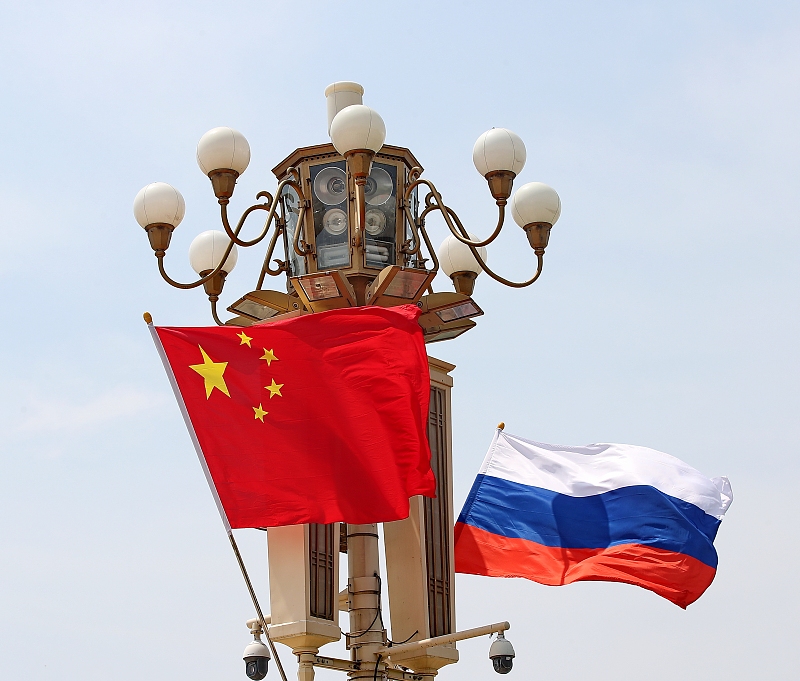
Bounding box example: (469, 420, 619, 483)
(147, 313, 288, 681)
(228, 531, 289, 681)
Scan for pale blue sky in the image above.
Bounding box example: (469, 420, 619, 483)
(1, 1, 798, 679)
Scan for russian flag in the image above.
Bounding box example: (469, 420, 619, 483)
(454, 430, 733, 608)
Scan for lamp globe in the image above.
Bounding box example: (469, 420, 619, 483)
(188, 230, 238, 275)
(330, 105, 386, 155)
(472, 128, 526, 177)
(196, 127, 251, 176)
(133, 182, 186, 229)
(510, 182, 561, 227)
(437, 233, 488, 296)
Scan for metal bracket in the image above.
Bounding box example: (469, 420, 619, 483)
(311, 656, 424, 681)
(312, 655, 360, 672)
(377, 621, 510, 658)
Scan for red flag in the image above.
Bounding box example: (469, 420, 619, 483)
(151, 304, 435, 529)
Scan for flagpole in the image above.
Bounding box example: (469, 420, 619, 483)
(228, 531, 289, 681)
(145, 314, 289, 681)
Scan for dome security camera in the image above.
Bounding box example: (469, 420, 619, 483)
(489, 631, 515, 674)
(243, 638, 270, 680)
(243, 619, 271, 680)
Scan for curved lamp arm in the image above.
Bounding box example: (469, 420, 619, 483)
(218, 169, 305, 248)
(400, 198, 423, 257)
(292, 202, 313, 257)
(219, 199, 273, 247)
(405, 168, 505, 248)
(256, 217, 292, 289)
(156, 246, 234, 290)
(256, 179, 311, 288)
(210, 297, 225, 326)
(403, 169, 546, 289)
(399, 194, 438, 272)
(418, 184, 505, 249)
(416, 217, 440, 273)
(155, 171, 309, 291)
(442, 205, 545, 288)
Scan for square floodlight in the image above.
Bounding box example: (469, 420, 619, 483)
(233, 299, 278, 321)
(418, 292, 482, 324)
(423, 318, 477, 344)
(291, 270, 356, 312)
(416, 292, 483, 343)
(366, 265, 436, 307)
(228, 290, 305, 321)
(434, 300, 482, 323)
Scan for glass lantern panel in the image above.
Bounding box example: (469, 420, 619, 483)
(310, 161, 351, 270)
(281, 184, 307, 276)
(364, 163, 397, 269)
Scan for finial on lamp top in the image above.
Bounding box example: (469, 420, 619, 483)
(325, 81, 364, 135)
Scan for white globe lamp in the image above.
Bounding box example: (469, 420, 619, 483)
(510, 182, 561, 253)
(197, 127, 251, 200)
(472, 128, 526, 176)
(133, 182, 185, 253)
(330, 105, 386, 155)
(330, 105, 386, 181)
(438, 233, 488, 296)
(189, 230, 239, 275)
(472, 128, 527, 204)
(133, 182, 185, 228)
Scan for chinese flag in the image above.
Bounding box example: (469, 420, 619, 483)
(152, 304, 435, 529)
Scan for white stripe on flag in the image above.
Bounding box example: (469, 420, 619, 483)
(480, 430, 732, 520)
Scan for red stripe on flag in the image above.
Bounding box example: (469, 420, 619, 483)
(454, 523, 716, 608)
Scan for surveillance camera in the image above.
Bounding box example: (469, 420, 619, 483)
(489, 631, 515, 675)
(243, 637, 270, 680)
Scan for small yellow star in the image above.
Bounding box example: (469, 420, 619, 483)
(265, 379, 284, 399)
(253, 404, 268, 422)
(189, 346, 230, 399)
(260, 348, 278, 366)
(237, 331, 253, 347)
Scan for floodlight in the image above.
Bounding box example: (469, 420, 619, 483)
(416, 291, 483, 342)
(366, 265, 435, 307)
(291, 270, 357, 312)
(228, 290, 306, 321)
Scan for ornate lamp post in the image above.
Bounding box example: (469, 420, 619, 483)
(134, 82, 560, 681)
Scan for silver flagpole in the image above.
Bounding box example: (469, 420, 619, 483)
(146, 313, 288, 681)
(228, 531, 288, 681)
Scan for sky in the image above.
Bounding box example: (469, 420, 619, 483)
(0, 1, 798, 679)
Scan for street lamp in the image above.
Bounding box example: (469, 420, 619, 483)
(133, 84, 560, 335)
(134, 82, 556, 681)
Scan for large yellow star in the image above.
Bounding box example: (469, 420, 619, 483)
(260, 348, 278, 366)
(189, 346, 230, 399)
(237, 331, 253, 347)
(265, 379, 284, 399)
(253, 403, 268, 422)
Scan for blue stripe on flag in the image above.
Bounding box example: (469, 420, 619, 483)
(457, 475, 721, 568)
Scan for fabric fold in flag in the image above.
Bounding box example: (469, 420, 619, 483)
(150, 304, 435, 530)
(454, 430, 732, 608)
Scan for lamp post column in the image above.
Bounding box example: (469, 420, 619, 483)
(346, 523, 385, 681)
